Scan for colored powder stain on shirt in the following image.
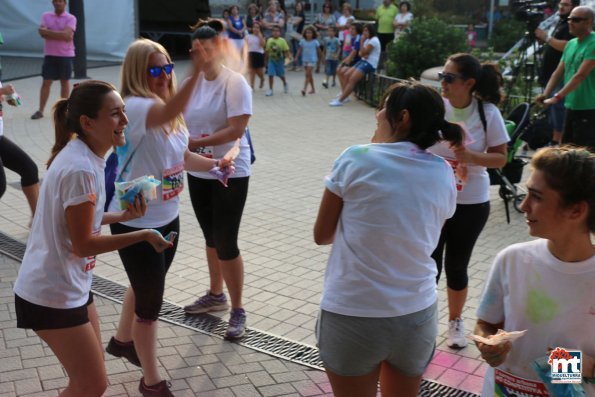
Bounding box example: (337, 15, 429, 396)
(525, 289, 559, 324)
(348, 146, 369, 155)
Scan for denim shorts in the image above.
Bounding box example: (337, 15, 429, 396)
(353, 59, 375, 75)
(41, 55, 74, 81)
(267, 59, 285, 77)
(325, 60, 339, 76)
(548, 97, 566, 131)
(316, 302, 437, 377)
(15, 293, 94, 331)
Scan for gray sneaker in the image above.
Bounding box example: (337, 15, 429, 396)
(184, 291, 229, 314)
(225, 308, 247, 339)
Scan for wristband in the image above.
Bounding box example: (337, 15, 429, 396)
(545, 35, 552, 44)
(553, 93, 562, 101)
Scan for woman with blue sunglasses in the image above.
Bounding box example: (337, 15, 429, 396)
(106, 38, 233, 396)
(428, 53, 510, 350)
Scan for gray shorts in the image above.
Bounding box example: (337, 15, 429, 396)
(316, 302, 437, 377)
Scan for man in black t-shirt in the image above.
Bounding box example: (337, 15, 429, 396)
(534, 0, 579, 144)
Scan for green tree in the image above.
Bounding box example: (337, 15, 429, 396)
(385, 18, 467, 79)
(488, 19, 526, 52)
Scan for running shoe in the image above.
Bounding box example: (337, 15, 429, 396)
(225, 308, 247, 339)
(447, 318, 468, 348)
(183, 291, 229, 314)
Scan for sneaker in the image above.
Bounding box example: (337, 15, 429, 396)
(283, 83, 289, 94)
(266, 89, 274, 96)
(106, 337, 141, 367)
(447, 318, 468, 348)
(183, 291, 229, 314)
(139, 377, 173, 397)
(322, 81, 328, 89)
(343, 97, 351, 104)
(331, 81, 336, 87)
(329, 98, 344, 107)
(225, 308, 246, 339)
(30, 111, 43, 120)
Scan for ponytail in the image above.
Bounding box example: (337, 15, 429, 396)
(47, 99, 74, 168)
(448, 53, 503, 105)
(381, 80, 462, 149)
(474, 63, 503, 105)
(46, 80, 117, 168)
(440, 120, 464, 147)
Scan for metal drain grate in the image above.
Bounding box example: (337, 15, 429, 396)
(0, 231, 479, 396)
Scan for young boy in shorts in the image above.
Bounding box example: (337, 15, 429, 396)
(265, 25, 290, 96)
(322, 26, 341, 88)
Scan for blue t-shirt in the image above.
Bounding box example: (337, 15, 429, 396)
(352, 34, 362, 64)
(299, 39, 320, 63)
(324, 37, 341, 61)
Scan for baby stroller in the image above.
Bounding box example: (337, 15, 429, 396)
(486, 102, 531, 224)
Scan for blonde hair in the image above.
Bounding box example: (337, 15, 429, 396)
(120, 38, 185, 132)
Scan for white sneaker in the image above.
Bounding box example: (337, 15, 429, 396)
(329, 98, 344, 107)
(266, 89, 273, 96)
(447, 318, 468, 348)
(343, 97, 351, 104)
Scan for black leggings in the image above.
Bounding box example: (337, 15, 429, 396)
(187, 175, 249, 261)
(432, 201, 490, 291)
(0, 136, 39, 199)
(109, 217, 179, 320)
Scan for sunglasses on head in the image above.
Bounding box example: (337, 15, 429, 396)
(438, 72, 465, 84)
(568, 16, 588, 22)
(147, 63, 174, 78)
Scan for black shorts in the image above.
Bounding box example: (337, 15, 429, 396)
(562, 108, 595, 150)
(41, 55, 74, 81)
(188, 175, 249, 261)
(249, 52, 265, 69)
(15, 293, 93, 331)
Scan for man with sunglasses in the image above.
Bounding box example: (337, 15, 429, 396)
(534, 0, 579, 146)
(537, 5, 595, 150)
(30, 0, 77, 120)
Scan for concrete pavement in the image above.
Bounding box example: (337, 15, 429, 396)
(0, 61, 532, 396)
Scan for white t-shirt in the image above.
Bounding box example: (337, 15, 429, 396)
(14, 139, 105, 309)
(107, 96, 189, 228)
(477, 239, 595, 397)
(363, 36, 381, 69)
(321, 142, 457, 318)
(183, 67, 253, 180)
(393, 12, 413, 35)
(246, 33, 264, 53)
(428, 97, 509, 204)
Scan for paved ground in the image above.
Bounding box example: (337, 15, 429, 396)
(0, 60, 532, 396)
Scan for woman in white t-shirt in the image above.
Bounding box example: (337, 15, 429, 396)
(393, 1, 413, 41)
(106, 39, 232, 396)
(330, 23, 381, 106)
(315, 81, 464, 397)
(475, 146, 595, 396)
(428, 53, 509, 350)
(14, 81, 170, 397)
(181, 25, 253, 341)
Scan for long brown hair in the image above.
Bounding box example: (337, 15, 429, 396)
(47, 80, 116, 168)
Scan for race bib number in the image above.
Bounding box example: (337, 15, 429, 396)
(445, 158, 465, 192)
(84, 229, 100, 272)
(494, 369, 550, 397)
(194, 133, 213, 158)
(162, 164, 184, 200)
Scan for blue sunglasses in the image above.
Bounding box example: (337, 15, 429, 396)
(147, 63, 174, 78)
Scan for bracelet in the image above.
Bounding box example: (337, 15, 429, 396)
(553, 93, 562, 101)
(546, 35, 552, 44)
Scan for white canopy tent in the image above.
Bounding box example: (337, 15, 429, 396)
(0, 0, 136, 61)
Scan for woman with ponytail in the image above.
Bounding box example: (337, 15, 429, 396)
(314, 81, 464, 397)
(428, 53, 510, 349)
(13, 80, 170, 397)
